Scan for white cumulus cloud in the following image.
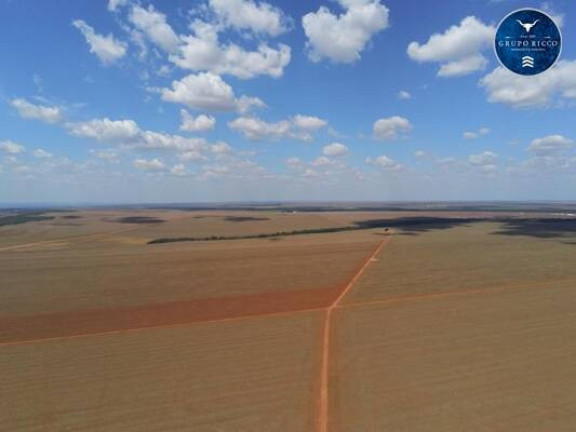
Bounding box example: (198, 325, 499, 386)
(373, 116, 412, 140)
(133, 158, 167, 172)
(108, 0, 128, 12)
(323, 142, 349, 156)
(468, 151, 499, 174)
(129, 5, 180, 53)
(480, 61, 576, 108)
(211, 142, 232, 154)
(468, 151, 498, 166)
(366, 154, 402, 170)
(170, 21, 290, 79)
(463, 127, 490, 140)
(67, 118, 140, 142)
(178, 151, 207, 162)
(229, 114, 328, 141)
(170, 164, 188, 176)
(135, 131, 208, 152)
(229, 116, 291, 140)
(293, 115, 327, 131)
(302, 0, 389, 64)
(32, 149, 53, 159)
(285, 157, 303, 168)
(407, 16, 494, 77)
(209, 0, 289, 36)
(529, 135, 573, 154)
(11, 98, 63, 124)
(0, 140, 25, 154)
(398, 90, 411, 100)
(66, 117, 209, 154)
(161, 72, 237, 111)
(180, 110, 216, 132)
(90, 149, 121, 162)
(105, 0, 291, 79)
(72, 19, 127, 65)
(310, 156, 342, 167)
(236, 95, 266, 115)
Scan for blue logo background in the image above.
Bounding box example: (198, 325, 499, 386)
(495, 9, 561, 76)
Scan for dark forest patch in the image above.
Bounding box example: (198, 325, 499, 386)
(353, 217, 482, 234)
(224, 216, 270, 222)
(493, 218, 576, 239)
(115, 216, 165, 224)
(0, 213, 55, 227)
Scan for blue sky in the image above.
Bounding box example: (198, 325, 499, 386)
(0, 0, 575, 204)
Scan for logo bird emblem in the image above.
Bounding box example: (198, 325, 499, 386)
(517, 19, 539, 33)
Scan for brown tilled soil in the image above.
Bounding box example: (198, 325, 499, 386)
(0, 286, 337, 344)
(1, 311, 325, 432)
(2, 212, 576, 431)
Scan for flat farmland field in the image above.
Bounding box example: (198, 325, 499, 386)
(0, 209, 350, 249)
(0, 210, 382, 342)
(343, 222, 576, 305)
(0, 210, 183, 249)
(1, 311, 324, 432)
(1, 207, 576, 431)
(118, 210, 350, 242)
(330, 220, 576, 431)
(332, 284, 576, 431)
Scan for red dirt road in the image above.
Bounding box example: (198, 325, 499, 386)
(316, 237, 392, 432)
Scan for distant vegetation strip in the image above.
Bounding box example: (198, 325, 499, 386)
(115, 216, 165, 224)
(148, 226, 360, 244)
(224, 216, 270, 222)
(0, 213, 55, 227)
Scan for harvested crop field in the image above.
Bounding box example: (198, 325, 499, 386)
(1, 208, 576, 431)
(1, 311, 324, 432)
(343, 222, 576, 305)
(331, 283, 576, 431)
(0, 228, 380, 343)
